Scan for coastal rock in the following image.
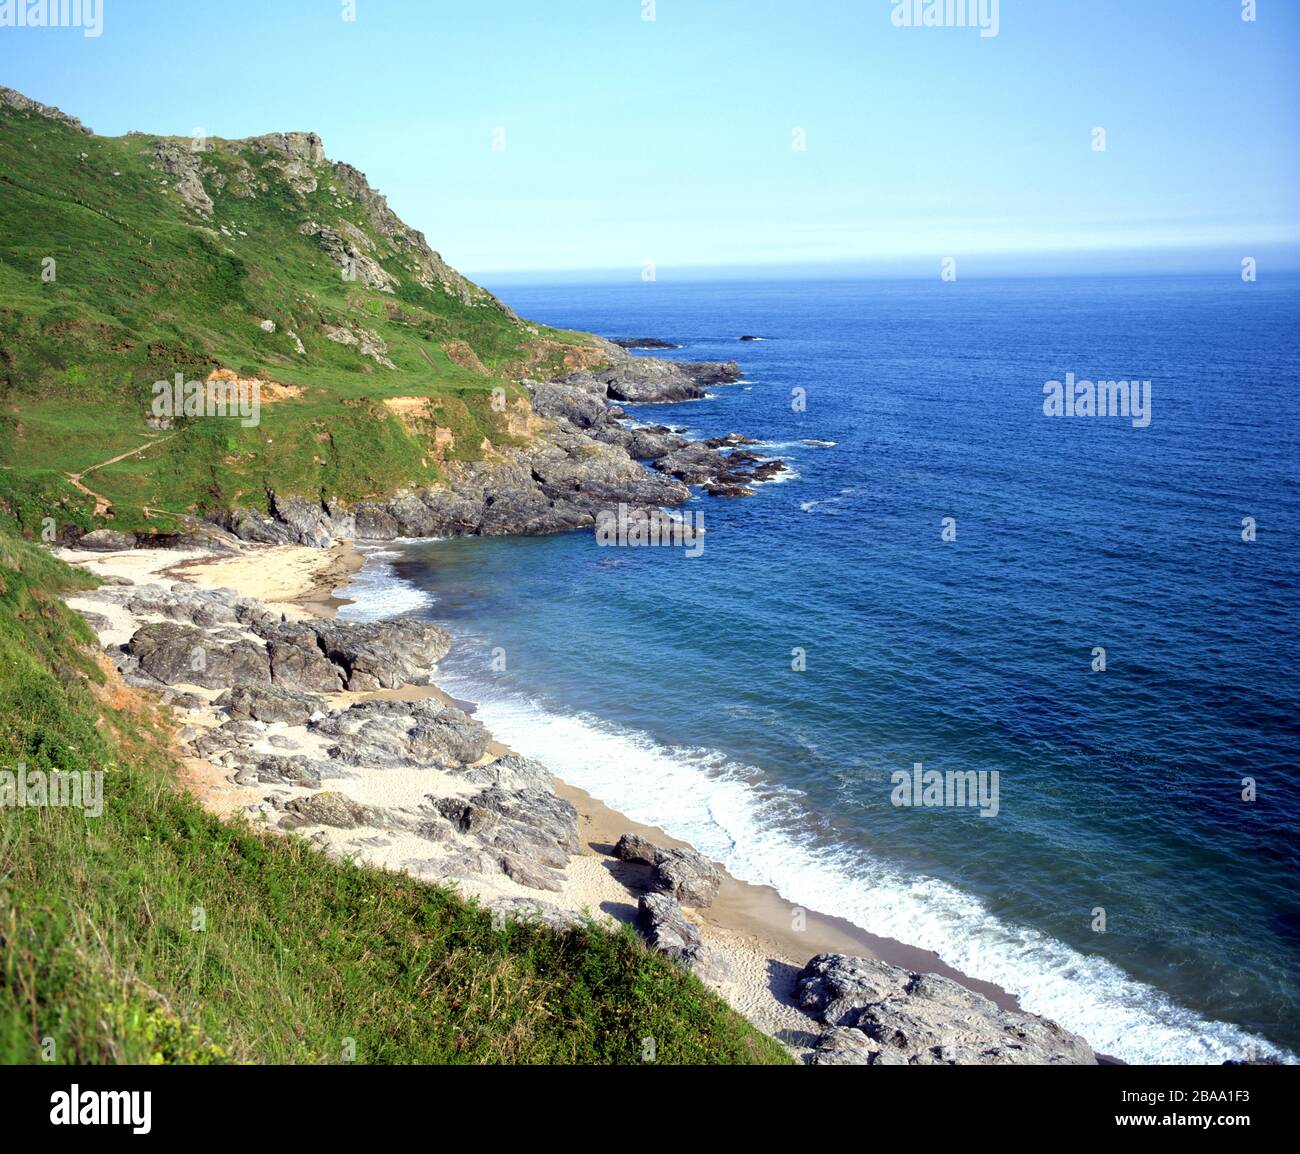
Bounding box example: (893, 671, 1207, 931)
(796, 954, 1097, 1066)
(313, 698, 489, 768)
(434, 797, 499, 835)
(675, 361, 742, 386)
(499, 853, 563, 891)
(248, 616, 450, 692)
(638, 891, 702, 954)
(214, 685, 326, 726)
(452, 753, 554, 791)
(488, 897, 586, 933)
(283, 790, 379, 829)
(315, 616, 449, 690)
(651, 847, 723, 908)
(528, 381, 612, 431)
(434, 780, 578, 891)
(227, 343, 768, 546)
(612, 338, 678, 349)
(613, 833, 660, 866)
(612, 834, 722, 908)
(234, 755, 325, 789)
(263, 631, 346, 694)
(127, 622, 270, 689)
(76, 528, 138, 552)
(811, 1026, 880, 1066)
(637, 893, 731, 981)
(470, 785, 580, 862)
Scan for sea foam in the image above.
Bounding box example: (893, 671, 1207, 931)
(435, 669, 1294, 1067)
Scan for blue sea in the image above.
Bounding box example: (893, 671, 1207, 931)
(339, 275, 1299, 1064)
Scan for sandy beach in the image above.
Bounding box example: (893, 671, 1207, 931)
(56, 536, 1032, 1057)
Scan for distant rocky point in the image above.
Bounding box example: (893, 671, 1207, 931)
(613, 337, 679, 349)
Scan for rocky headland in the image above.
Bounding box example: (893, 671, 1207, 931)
(63, 342, 785, 550)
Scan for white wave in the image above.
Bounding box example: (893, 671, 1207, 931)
(754, 439, 834, 451)
(432, 674, 1296, 1067)
(335, 545, 436, 622)
(801, 486, 856, 512)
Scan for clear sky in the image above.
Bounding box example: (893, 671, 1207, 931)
(2, 0, 1298, 280)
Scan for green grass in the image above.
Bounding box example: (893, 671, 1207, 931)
(0, 98, 607, 536)
(0, 528, 788, 1065)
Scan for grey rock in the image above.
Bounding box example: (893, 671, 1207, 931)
(651, 847, 722, 908)
(613, 833, 660, 866)
(499, 853, 563, 892)
(0, 85, 92, 133)
(638, 891, 702, 954)
(214, 685, 325, 725)
(262, 631, 345, 694)
(811, 1026, 882, 1066)
(488, 897, 586, 932)
(76, 529, 137, 552)
(434, 797, 499, 835)
(313, 617, 450, 690)
(242, 755, 324, 788)
(313, 698, 489, 768)
(283, 791, 379, 829)
(636, 893, 730, 981)
(127, 622, 270, 689)
(795, 954, 1097, 1066)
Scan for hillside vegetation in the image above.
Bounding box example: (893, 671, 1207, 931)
(0, 522, 786, 1065)
(0, 88, 603, 538)
(0, 90, 788, 1067)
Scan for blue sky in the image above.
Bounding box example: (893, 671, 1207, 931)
(2, 0, 1298, 280)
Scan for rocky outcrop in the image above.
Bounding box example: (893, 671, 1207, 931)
(613, 834, 722, 908)
(796, 954, 1097, 1066)
(651, 847, 723, 908)
(76, 529, 138, 552)
(0, 86, 92, 133)
(557, 354, 740, 405)
(313, 698, 488, 768)
(612, 833, 659, 865)
(96, 583, 447, 694)
(201, 337, 780, 547)
(72, 575, 587, 897)
(214, 685, 326, 726)
(128, 621, 271, 689)
(151, 138, 216, 219)
(283, 791, 379, 829)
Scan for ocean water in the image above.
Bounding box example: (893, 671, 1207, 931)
(339, 275, 1299, 1064)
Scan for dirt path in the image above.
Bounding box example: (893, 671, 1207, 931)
(66, 434, 172, 517)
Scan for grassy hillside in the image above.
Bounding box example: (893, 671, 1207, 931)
(0, 90, 604, 538)
(0, 524, 787, 1064)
